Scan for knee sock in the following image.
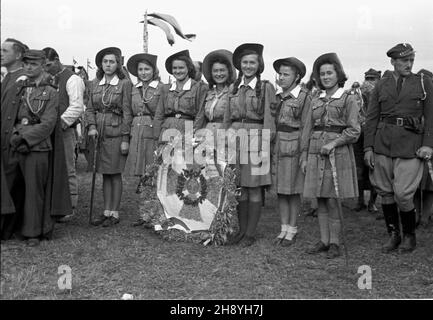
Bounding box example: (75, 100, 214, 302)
(329, 218, 341, 245)
(318, 211, 330, 245)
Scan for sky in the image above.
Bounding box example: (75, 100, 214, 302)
(1, 0, 432, 86)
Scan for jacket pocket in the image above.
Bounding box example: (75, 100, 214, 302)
(278, 134, 300, 157)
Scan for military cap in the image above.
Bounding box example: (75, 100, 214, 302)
(233, 43, 264, 73)
(22, 49, 46, 61)
(202, 49, 237, 84)
(273, 57, 306, 79)
(364, 68, 381, 79)
(386, 43, 415, 59)
(127, 53, 158, 77)
(165, 50, 192, 74)
(417, 68, 433, 79)
(95, 47, 122, 68)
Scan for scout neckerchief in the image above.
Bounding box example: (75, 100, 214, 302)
(208, 86, 226, 121)
(139, 82, 157, 119)
(172, 82, 190, 112)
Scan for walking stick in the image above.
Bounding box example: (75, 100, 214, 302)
(89, 135, 99, 225)
(329, 150, 349, 267)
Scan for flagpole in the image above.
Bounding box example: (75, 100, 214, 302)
(86, 58, 89, 74)
(143, 10, 148, 53)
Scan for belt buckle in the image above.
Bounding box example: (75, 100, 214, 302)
(396, 117, 404, 126)
(175, 113, 181, 119)
(21, 118, 29, 125)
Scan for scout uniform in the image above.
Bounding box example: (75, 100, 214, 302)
(124, 53, 163, 177)
(302, 52, 360, 258)
(85, 47, 133, 175)
(271, 58, 311, 195)
(224, 43, 276, 246)
(364, 43, 433, 253)
(153, 50, 208, 142)
(6, 50, 61, 242)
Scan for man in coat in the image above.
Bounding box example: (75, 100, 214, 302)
(1, 49, 72, 245)
(364, 43, 433, 253)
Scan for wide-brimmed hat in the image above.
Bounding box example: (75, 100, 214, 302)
(127, 53, 158, 77)
(95, 47, 122, 68)
(202, 49, 237, 84)
(312, 52, 346, 86)
(165, 50, 192, 74)
(273, 57, 306, 79)
(232, 43, 264, 73)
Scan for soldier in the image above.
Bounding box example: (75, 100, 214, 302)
(2, 50, 71, 246)
(43, 47, 85, 222)
(364, 43, 433, 253)
(353, 68, 381, 214)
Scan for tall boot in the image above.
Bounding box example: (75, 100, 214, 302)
(230, 200, 249, 244)
(242, 201, 262, 247)
(381, 203, 401, 253)
(399, 209, 417, 253)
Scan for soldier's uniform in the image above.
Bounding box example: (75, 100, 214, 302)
(5, 50, 60, 241)
(364, 43, 433, 253)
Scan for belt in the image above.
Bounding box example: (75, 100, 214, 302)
(313, 125, 346, 133)
(233, 118, 263, 124)
(277, 124, 299, 133)
(17, 117, 40, 126)
(380, 116, 410, 127)
(136, 112, 152, 117)
(167, 113, 194, 120)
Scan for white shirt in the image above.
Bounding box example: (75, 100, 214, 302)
(98, 74, 120, 86)
(276, 85, 302, 98)
(136, 80, 159, 88)
(62, 74, 85, 126)
(238, 76, 257, 90)
(169, 78, 192, 91)
(319, 87, 345, 99)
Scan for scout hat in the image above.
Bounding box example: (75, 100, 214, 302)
(165, 50, 192, 74)
(312, 52, 347, 89)
(127, 53, 158, 77)
(202, 49, 237, 84)
(22, 50, 46, 62)
(364, 68, 381, 79)
(386, 43, 415, 59)
(232, 43, 264, 73)
(273, 57, 306, 79)
(95, 47, 122, 68)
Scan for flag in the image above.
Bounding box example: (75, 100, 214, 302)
(73, 57, 78, 65)
(87, 59, 94, 70)
(147, 13, 196, 41)
(140, 18, 175, 46)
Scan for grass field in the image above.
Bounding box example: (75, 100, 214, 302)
(1, 153, 432, 300)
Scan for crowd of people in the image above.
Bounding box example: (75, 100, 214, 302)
(1, 38, 432, 259)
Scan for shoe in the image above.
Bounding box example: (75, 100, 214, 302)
(273, 231, 287, 245)
(56, 211, 75, 223)
(132, 219, 145, 227)
(306, 241, 329, 254)
(398, 234, 416, 253)
(326, 244, 341, 259)
(240, 235, 256, 247)
(228, 232, 245, 245)
(91, 214, 108, 226)
(354, 203, 367, 212)
(27, 238, 40, 247)
(280, 234, 297, 247)
(367, 202, 379, 213)
(102, 216, 119, 227)
(376, 214, 384, 221)
(381, 231, 401, 253)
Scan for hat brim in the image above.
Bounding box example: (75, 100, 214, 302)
(165, 50, 191, 74)
(273, 57, 306, 79)
(95, 47, 122, 68)
(127, 53, 157, 78)
(312, 52, 346, 84)
(202, 49, 237, 84)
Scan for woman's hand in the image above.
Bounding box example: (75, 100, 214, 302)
(364, 150, 375, 170)
(320, 142, 336, 156)
(121, 142, 129, 155)
(300, 160, 307, 175)
(88, 128, 98, 137)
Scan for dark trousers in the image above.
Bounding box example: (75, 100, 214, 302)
(3, 151, 51, 238)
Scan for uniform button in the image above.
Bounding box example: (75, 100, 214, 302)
(5, 130, 9, 134)
(12, 101, 16, 105)
(7, 117, 11, 120)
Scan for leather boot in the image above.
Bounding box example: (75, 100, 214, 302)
(229, 200, 249, 244)
(381, 203, 401, 253)
(399, 209, 417, 253)
(241, 201, 262, 247)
